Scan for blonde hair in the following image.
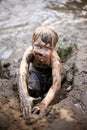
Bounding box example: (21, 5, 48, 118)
(32, 26, 58, 47)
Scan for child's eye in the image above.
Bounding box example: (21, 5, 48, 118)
(45, 48, 49, 51)
(35, 45, 41, 49)
(45, 47, 50, 51)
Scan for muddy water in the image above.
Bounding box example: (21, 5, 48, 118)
(0, 0, 87, 130)
(0, 0, 87, 62)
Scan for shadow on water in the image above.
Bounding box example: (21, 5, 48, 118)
(45, 0, 87, 17)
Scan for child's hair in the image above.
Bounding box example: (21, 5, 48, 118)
(32, 26, 58, 47)
(41, 33, 52, 45)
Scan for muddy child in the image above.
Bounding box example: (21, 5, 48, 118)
(18, 26, 61, 116)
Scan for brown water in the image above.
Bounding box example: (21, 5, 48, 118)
(0, 0, 87, 62)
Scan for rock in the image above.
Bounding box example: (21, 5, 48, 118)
(74, 103, 85, 114)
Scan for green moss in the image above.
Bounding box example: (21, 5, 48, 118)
(56, 41, 72, 59)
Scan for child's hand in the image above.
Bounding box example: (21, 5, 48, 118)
(32, 102, 47, 115)
(21, 96, 40, 117)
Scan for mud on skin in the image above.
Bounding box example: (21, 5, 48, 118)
(18, 26, 61, 117)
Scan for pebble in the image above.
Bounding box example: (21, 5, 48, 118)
(66, 86, 72, 92)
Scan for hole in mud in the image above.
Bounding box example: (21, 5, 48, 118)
(0, 56, 75, 107)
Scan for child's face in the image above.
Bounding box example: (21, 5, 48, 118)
(32, 36, 53, 66)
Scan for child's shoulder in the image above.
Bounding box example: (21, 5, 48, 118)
(23, 46, 32, 56)
(52, 50, 60, 61)
(26, 46, 32, 53)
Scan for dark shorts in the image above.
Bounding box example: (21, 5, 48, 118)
(27, 65, 52, 98)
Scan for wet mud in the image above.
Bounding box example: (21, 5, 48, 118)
(0, 0, 87, 130)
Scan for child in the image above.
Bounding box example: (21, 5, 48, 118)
(18, 26, 61, 116)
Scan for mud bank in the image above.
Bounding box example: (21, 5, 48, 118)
(0, 42, 87, 130)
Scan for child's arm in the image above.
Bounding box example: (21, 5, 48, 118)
(41, 51, 61, 106)
(18, 46, 35, 116)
